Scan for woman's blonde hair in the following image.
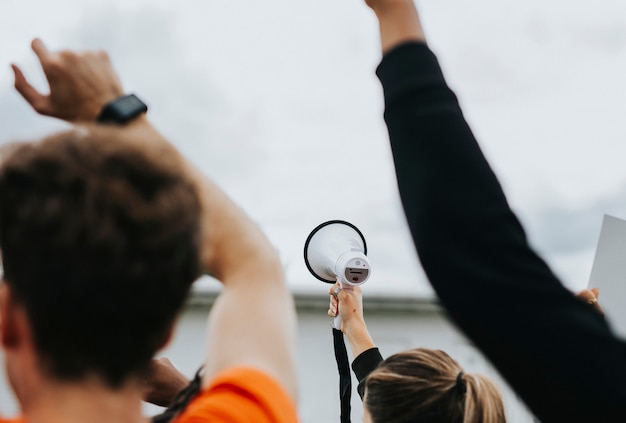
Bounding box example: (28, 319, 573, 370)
(364, 348, 506, 423)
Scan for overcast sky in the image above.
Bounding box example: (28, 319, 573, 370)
(1, 0, 625, 297)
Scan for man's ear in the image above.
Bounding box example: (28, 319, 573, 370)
(0, 283, 22, 348)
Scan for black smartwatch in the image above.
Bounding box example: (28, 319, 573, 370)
(97, 94, 148, 124)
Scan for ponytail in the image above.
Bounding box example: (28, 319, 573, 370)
(461, 372, 506, 423)
(364, 348, 506, 423)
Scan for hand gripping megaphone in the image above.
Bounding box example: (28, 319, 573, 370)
(304, 220, 371, 329)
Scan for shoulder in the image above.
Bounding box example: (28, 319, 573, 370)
(173, 367, 297, 423)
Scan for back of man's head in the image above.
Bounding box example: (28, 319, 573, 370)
(0, 126, 201, 387)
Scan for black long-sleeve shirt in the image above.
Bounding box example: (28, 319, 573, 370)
(376, 42, 626, 422)
(352, 347, 383, 400)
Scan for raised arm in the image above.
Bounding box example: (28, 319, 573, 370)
(361, 1, 626, 421)
(328, 283, 381, 400)
(12, 39, 298, 404)
(328, 283, 375, 358)
(192, 168, 298, 401)
(364, 0, 425, 52)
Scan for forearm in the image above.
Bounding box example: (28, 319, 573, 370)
(193, 175, 283, 283)
(12, 39, 297, 404)
(344, 319, 379, 401)
(120, 116, 282, 282)
(345, 319, 380, 401)
(14, 38, 280, 284)
(344, 322, 376, 359)
(378, 42, 626, 421)
(369, 0, 426, 53)
(119, 117, 296, 400)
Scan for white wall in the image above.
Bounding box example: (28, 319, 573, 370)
(0, 293, 536, 422)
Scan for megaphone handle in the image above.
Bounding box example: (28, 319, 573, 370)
(333, 281, 352, 330)
(333, 312, 342, 331)
(332, 278, 343, 330)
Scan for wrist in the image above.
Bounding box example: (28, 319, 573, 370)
(369, 0, 416, 17)
(97, 94, 148, 124)
(370, 0, 426, 53)
(345, 321, 376, 357)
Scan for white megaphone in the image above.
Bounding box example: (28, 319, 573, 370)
(304, 220, 371, 329)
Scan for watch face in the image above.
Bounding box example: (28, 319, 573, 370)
(116, 95, 147, 116)
(98, 94, 148, 124)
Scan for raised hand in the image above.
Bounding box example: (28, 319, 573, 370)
(360, 0, 426, 53)
(328, 282, 375, 357)
(12, 39, 124, 123)
(576, 288, 604, 316)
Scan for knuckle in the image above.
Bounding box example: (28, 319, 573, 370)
(44, 57, 64, 72)
(58, 50, 77, 62)
(96, 50, 110, 60)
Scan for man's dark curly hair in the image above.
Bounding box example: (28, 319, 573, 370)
(0, 127, 202, 387)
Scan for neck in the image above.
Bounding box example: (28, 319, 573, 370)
(19, 374, 148, 423)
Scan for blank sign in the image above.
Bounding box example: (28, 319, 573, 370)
(588, 215, 626, 339)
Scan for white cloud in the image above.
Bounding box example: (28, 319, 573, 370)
(2, 0, 626, 296)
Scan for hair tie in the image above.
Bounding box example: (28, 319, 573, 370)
(456, 371, 466, 395)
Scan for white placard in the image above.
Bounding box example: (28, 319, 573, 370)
(588, 214, 626, 339)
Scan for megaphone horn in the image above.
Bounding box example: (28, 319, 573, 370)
(304, 220, 370, 285)
(304, 220, 371, 330)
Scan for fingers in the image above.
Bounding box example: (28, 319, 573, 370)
(576, 289, 596, 302)
(329, 294, 338, 313)
(31, 38, 51, 62)
(11, 64, 49, 115)
(328, 283, 339, 317)
(11, 39, 53, 116)
(587, 287, 603, 315)
(328, 304, 337, 318)
(576, 288, 604, 316)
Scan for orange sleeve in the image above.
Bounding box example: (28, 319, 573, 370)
(174, 367, 298, 423)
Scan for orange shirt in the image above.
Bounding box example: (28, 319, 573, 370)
(174, 367, 297, 422)
(0, 367, 297, 423)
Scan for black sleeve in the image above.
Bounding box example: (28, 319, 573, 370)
(376, 42, 626, 422)
(351, 347, 383, 400)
